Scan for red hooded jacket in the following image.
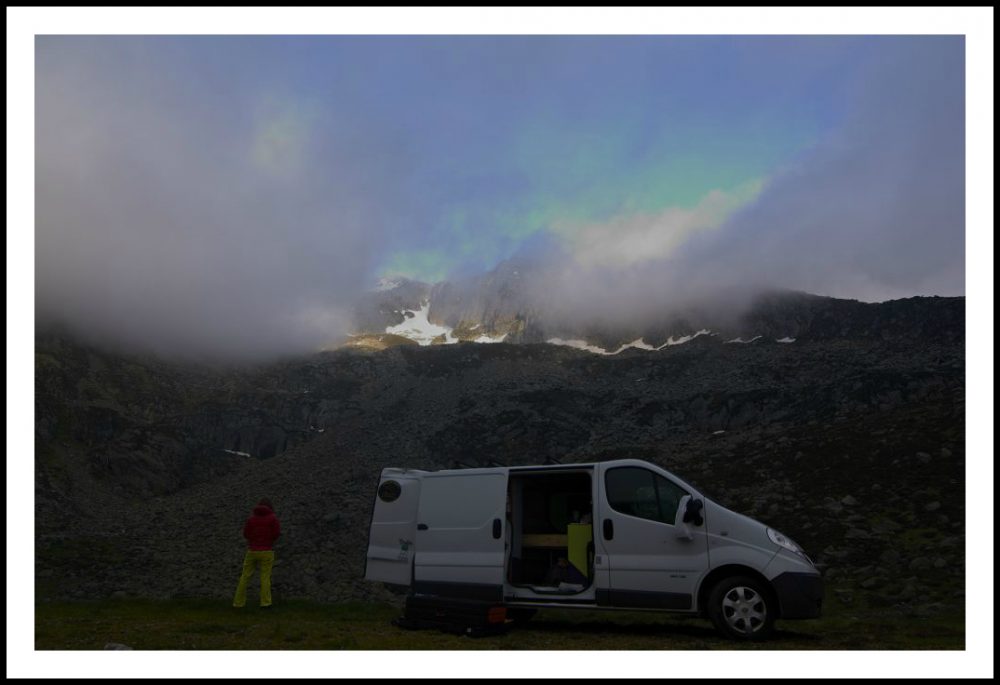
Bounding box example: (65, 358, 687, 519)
(243, 504, 281, 551)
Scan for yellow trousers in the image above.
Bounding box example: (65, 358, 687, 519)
(233, 550, 274, 607)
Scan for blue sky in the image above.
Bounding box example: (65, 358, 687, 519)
(233, 36, 863, 281)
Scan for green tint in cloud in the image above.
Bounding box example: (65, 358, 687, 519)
(491, 160, 768, 255)
(618, 156, 768, 214)
(378, 113, 809, 282)
(549, 177, 767, 268)
(510, 115, 639, 223)
(492, 112, 810, 251)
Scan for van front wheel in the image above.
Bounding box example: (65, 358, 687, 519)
(707, 576, 775, 641)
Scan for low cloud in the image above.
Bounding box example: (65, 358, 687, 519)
(687, 39, 966, 303)
(551, 180, 763, 269)
(528, 38, 964, 324)
(34, 39, 401, 361)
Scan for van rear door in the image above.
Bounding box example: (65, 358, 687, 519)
(365, 470, 423, 586)
(413, 469, 508, 601)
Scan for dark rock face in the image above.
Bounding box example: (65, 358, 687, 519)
(35, 297, 965, 615)
(427, 259, 538, 341)
(734, 291, 965, 343)
(34, 334, 373, 496)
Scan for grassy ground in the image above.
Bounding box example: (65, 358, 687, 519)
(35, 596, 964, 650)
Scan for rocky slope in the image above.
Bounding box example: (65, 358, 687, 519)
(35, 311, 965, 616)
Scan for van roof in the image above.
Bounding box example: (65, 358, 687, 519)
(382, 458, 658, 477)
(379, 459, 704, 500)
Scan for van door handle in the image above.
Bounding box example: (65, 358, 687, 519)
(417, 523, 428, 531)
(492, 518, 502, 539)
(603, 519, 614, 540)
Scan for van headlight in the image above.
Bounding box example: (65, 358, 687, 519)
(767, 527, 805, 557)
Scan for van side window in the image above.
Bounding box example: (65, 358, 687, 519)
(605, 467, 688, 525)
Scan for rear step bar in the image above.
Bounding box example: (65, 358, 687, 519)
(394, 594, 512, 637)
(506, 596, 596, 604)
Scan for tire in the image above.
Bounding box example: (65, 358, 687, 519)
(707, 575, 776, 641)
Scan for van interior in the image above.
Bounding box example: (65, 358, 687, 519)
(506, 471, 594, 595)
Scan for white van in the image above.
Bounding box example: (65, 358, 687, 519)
(364, 458, 822, 640)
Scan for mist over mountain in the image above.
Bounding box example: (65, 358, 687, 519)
(349, 256, 965, 353)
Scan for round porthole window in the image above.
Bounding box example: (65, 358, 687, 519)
(378, 480, 402, 503)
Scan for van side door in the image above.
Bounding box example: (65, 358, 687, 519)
(413, 469, 508, 601)
(596, 463, 709, 610)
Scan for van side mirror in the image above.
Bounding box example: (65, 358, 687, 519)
(683, 498, 704, 526)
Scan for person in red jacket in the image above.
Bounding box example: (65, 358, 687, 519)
(232, 498, 281, 608)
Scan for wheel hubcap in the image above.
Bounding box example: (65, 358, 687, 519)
(722, 586, 767, 634)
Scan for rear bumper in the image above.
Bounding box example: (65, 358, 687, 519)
(771, 572, 823, 619)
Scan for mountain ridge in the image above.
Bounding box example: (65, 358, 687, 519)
(351, 264, 964, 350)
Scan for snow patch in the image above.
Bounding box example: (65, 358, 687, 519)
(548, 331, 713, 355)
(381, 302, 515, 346)
(546, 338, 613, 355)
(385, 301, 458, 346)
(776, 337, 797, 343)
(725, 335, 762, 344)
(608, 338, 656, 354)
(223, 449, 252, 458)
(655, 329, 712, 350)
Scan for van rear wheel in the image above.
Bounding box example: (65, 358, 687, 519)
(707, 576, 775, 641)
